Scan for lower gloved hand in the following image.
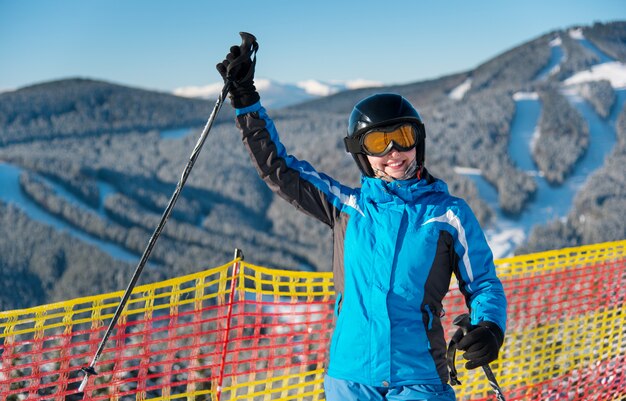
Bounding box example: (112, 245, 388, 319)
(456, 321, 504, 370)
(216, 44, 260, 108)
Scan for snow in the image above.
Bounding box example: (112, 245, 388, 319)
(513, 91, 539, 100)
(296, 80, 338, 96)
(549, 37, 562, 47)
(253, 78, 275, 91)
(451, 165, 526, 259)
(563, 61, 626, 89)
(172, 78, 295, 98)
(174, 78, 383, 100)
(173, 82, 224, 98)
(295, 80, 343, 96)
(448, 78, 472, 100)
(530, 128, 541, 153)
(569, 28, 585, 40)
(453, 166, 481, 175)
(344, 79, 385, 90)
(486, 227, 526, 260)
(296, 79, 383, 96)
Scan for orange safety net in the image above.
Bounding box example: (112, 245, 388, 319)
(0, 240, 625, 401)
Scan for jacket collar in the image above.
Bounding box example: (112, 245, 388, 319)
(360, 168, 448, 204)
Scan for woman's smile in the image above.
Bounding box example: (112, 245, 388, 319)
(367, 148, 417, 180)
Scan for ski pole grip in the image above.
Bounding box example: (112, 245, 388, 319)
(453, 313, 471, 335)
(226, 32, 259, 83)
(239, 32, 258, 54)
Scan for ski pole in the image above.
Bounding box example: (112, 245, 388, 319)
(448, 313, 507, 401)
(74, 32, 258, 398)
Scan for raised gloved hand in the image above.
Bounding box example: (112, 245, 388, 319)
(456, 321, 504, 370)
(216, 33, 260, 109)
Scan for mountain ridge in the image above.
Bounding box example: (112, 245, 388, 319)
(1, 21, 625, 309)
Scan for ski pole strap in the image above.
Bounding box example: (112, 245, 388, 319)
(447, 327, 465, 386)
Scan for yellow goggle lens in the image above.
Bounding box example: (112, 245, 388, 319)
(362, 125, 416, 155)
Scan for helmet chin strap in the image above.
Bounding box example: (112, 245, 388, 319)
(373, 157, 421, 182)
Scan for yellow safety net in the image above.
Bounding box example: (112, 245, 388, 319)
(0, 240, 624, 400)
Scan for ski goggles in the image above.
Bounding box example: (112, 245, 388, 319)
(359, 124, 418, 157)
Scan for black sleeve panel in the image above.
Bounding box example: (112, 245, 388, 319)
(236, 111, 341, 228)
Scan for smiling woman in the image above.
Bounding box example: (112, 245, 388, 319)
(216, 30, 508, 397)
(366, 148, 418, 181)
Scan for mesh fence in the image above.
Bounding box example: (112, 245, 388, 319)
(0, 240, 624, 400)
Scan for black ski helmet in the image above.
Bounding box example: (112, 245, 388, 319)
(344, 93, 426, 177)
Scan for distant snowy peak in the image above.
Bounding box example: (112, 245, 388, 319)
(173, 78, 383, 109)
(296, 80, 344, 96)
(296, 79, 384, 96)
(172, 82, 224, 99)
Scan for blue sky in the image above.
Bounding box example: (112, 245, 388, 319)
(1, 0, 625, 93)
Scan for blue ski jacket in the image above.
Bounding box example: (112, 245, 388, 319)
(235, 101, 507, 387)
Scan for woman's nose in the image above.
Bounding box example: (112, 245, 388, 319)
(388, 148, 401, 157)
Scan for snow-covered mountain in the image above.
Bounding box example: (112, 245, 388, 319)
(173, 78, 384, 109)
(444, 27, 626, 259)
(2, 21, 626, 308)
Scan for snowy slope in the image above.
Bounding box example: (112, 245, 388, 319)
(450, 27, 626, 259)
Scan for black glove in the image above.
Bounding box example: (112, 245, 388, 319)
(216, 44, 260, 108)
(456, 321, 504, 370)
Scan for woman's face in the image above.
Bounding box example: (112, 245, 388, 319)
(366, 147, 417, 180)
